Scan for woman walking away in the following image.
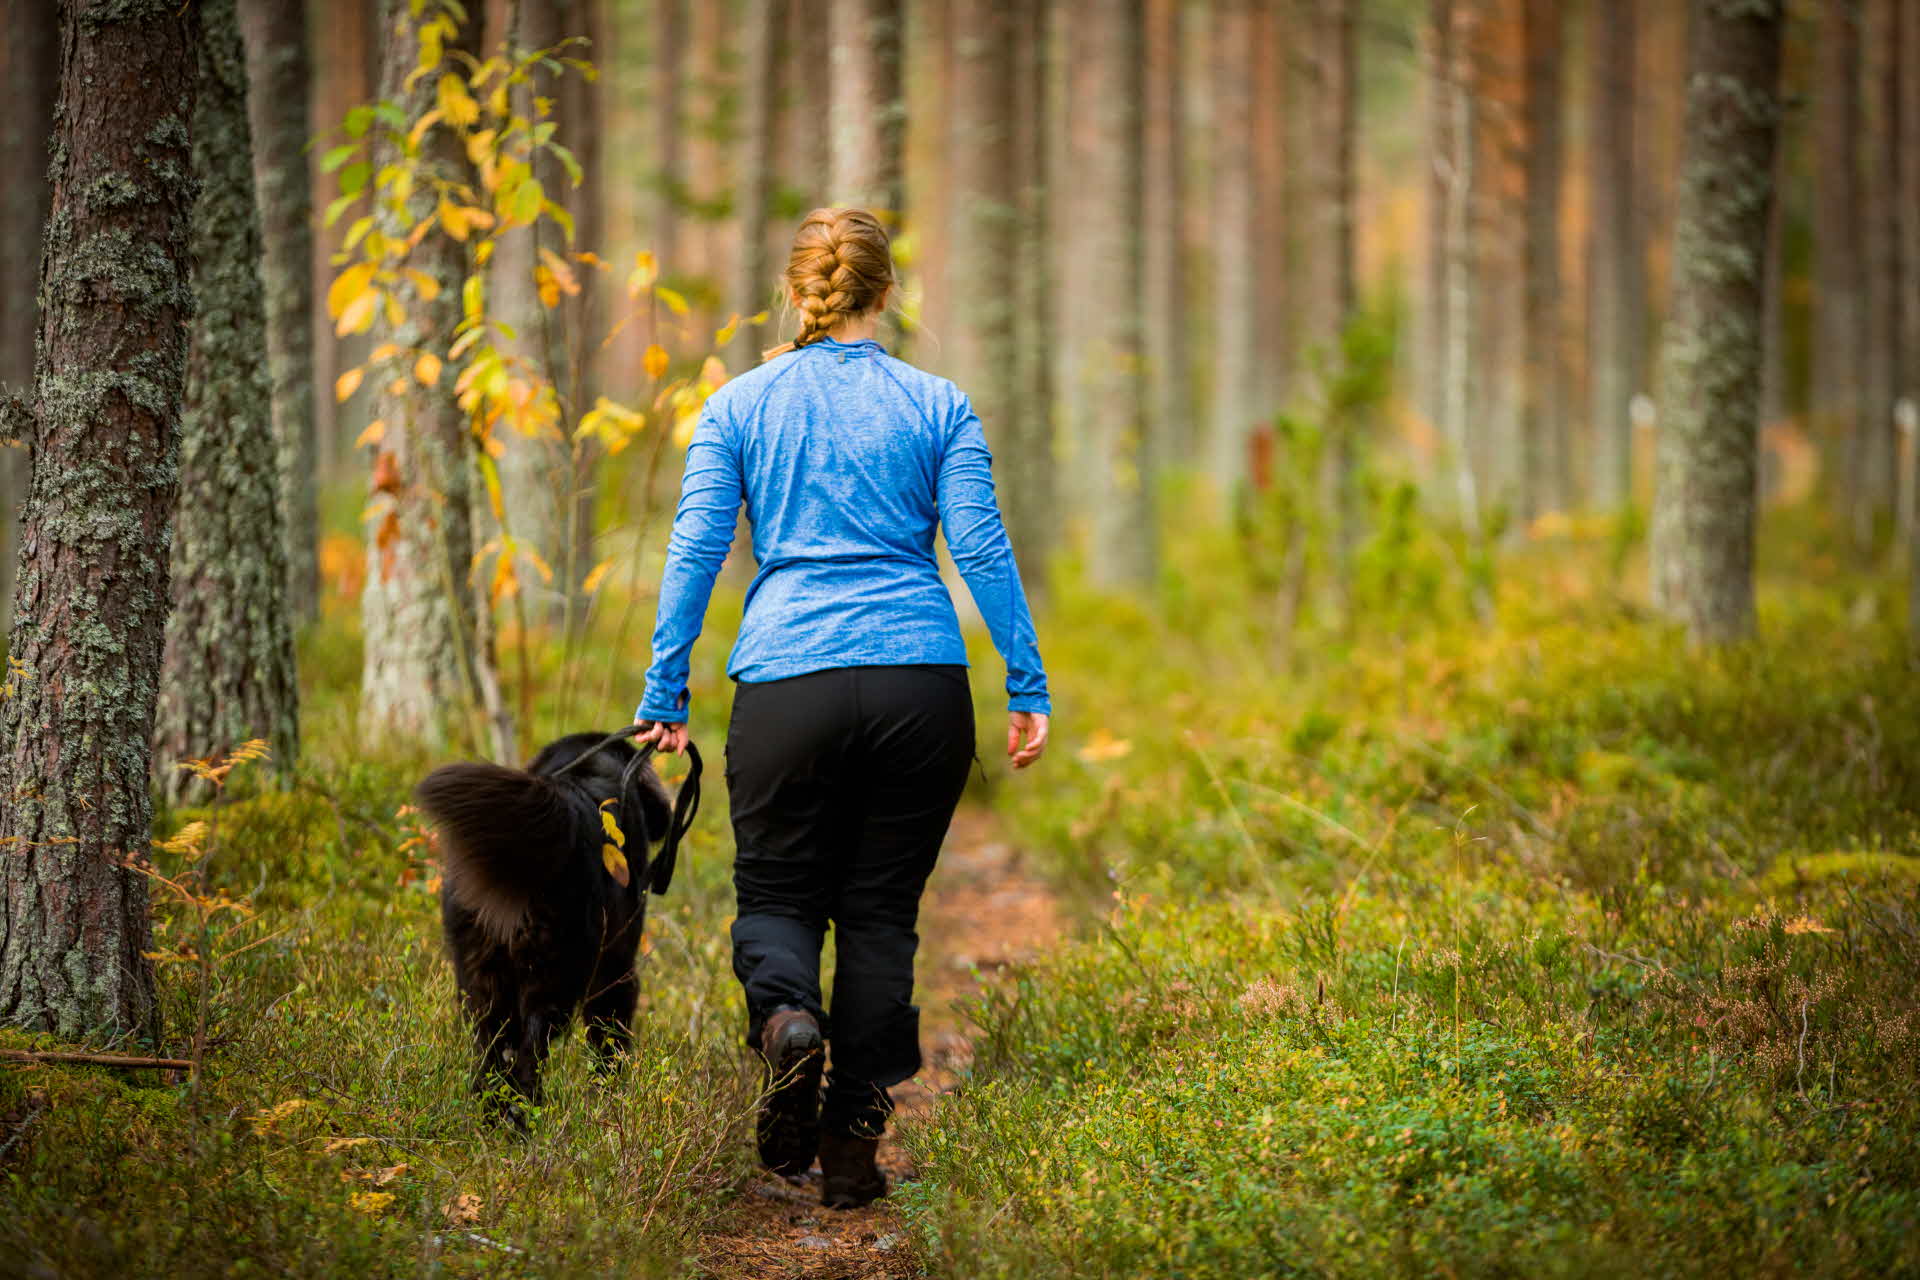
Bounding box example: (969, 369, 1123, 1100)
(633, 208, 1051, 1208)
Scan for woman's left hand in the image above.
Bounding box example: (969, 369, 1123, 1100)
(635, 720, 690, 754)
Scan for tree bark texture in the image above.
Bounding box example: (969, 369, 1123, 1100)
(1208, 0, 1258, 497)
(650, 0, 684, 269)
(827, 0, 905, 212)
(155, 0, 300, 793)
(1520, 0, 1563, 518)
(1417, 0, 1453, 450)
(308, 0, 374, 472)
(1649, 0, 1784, 644)
(1899, 0, 1920, 642)
(0, 0, 59, 637)
(1856, 0, 1901, 547)
(1306, 0, 1358, 354)
(1587, 0, 1643, 510)
(238, 0, 319, 623)
(1439, 0, 1481, 530)
(1251, 0, 1290, 417)
(359, 0, 485, 744)
(0, 0, 198, 1042)
(1063, 0, 1153, 586)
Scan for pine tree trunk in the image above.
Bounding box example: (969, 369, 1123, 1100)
(493, 0, 588, 627)
(1310, 0, 1359, 570)
(155, 0, 300, 796)
(238, 0, 319, 625)
(0, 0, 198, 1042)
(1010, 0, 1056, 584)
(0, 0, 58, 639)
(1899, 0, 1920, 644)
(1252, 0, 1290, 418)
(828, 0, 905, 212)
(651, 0, 683, 270)
(1520, 0, 1563, 519)
(734, 0, 777, 360)
(1440, 0, 1481, 531)
(951, 0, 1034, 563)
(1857, 0, 1900, 551)
(1208, 0, 1258, 498)
(1587, 0, 1642, 510)
(1064, 0, 1153, 586)
(1142, 0, 1189, 470)
(359, 0, 486, 745)
(1648, 0, 1784, 644)
(1812, 0, 1864, 534)
(309, 0, 374, 474)
(1417, 0, 1453, 454)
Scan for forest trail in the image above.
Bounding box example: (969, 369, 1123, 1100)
(694, 807, 1063, 1280)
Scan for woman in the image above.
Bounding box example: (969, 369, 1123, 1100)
(633, 208, 1050, 1209)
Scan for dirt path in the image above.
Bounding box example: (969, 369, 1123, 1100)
(694, 807, 1063, 1280)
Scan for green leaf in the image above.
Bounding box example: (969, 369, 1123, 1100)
(344, 106, 374, 139)
(321, 143, 358, 173)
(549, 143, 582, 187)
(338, 161, 371, 200)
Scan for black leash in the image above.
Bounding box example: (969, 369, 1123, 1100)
(553, 723, 703, 896)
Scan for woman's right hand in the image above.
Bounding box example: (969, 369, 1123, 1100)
(1007, 712, 1049, 770)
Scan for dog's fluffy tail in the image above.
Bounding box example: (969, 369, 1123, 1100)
(416, 762, 578, 940)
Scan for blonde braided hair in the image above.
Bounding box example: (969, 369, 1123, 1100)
(763, 207, 895, 361)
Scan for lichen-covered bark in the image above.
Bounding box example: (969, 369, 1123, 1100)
(0, 0, 58, 636)
(1649, 0, 1785, 644)
(239, 0, 320, 622)
(0, 0, 198, 1041)
(359, 0, 484, 745)
(1064, 0, 1153, 588)
(154, 0, 300, 795)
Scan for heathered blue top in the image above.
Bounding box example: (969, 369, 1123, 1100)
(635, 336, 1050, 725)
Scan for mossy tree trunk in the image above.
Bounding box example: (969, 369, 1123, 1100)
(239, 0, 320, 624)
(359, 0, 486, 746)
(1064, 0, 1153, 588)
(154, 0, 300, 795)
(0, 0, 58, 639)
(1649, 0, 1785, 645)
(0, 0, 198, 1042)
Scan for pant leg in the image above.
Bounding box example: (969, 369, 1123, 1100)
(726, 668, 857, 1053)
(822, 665, 975, 1129)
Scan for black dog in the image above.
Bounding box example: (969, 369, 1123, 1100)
(416, 731, 676, 1122)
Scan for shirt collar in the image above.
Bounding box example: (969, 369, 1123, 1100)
(815, 336, 885, 359)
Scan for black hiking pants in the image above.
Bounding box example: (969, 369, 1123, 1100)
(725, 663, 975, 1136)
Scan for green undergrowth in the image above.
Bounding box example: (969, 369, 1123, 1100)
(905, 516, 1920, 1277)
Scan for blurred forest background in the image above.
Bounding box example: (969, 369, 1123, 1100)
(2, 1, 1918, 1276)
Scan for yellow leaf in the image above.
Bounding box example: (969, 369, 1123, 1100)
(699, 355, 728, 391)
(321, 1137, 374, 1155)
(582, 559, 614, 593)
(599, 798, 625, 848)
(644, 343, 669, 381)
(155, 820, 209, 856)
(535, 264, 561, 309)
(327, 262, 375, 320)
(355, 419, 386, 448)
(443, 1193, 483, 1225)
(335, 368, 364, 403)
(654, 285, 689, 316)
(626, 251, 657, 297)
(403, 269, 442, 302)
(601, 842, 630, 887)
(438, 195, 469, 242)
(414, 353, 443, 386)
(437, 72, 480, 127)
(490, 548, 518, 603)
(714, 314, 741, 346)
(335, 288, 378, 337)
(369, 342, 400, 363)
(748, 309, 770, 325)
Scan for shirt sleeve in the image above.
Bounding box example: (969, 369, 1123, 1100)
(936, 393, 1051, 715)
(636, 405, 743, 724)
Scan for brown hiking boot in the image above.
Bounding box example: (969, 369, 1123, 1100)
(756, 1008, 824, 1177)
(819, 1129, 888, 1209)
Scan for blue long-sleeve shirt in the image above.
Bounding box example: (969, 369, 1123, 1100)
(635, 336, 1050, 724)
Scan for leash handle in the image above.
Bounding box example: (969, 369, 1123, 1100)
(552, 723, 702, 896)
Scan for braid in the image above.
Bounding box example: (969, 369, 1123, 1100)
(763, 208, 895, 360)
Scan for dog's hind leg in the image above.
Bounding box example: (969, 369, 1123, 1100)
(584, 969, 639, 1075)
(510, 1006, 566, 1104)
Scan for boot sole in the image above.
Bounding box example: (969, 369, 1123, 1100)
(756, 1019, 824, 1177)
